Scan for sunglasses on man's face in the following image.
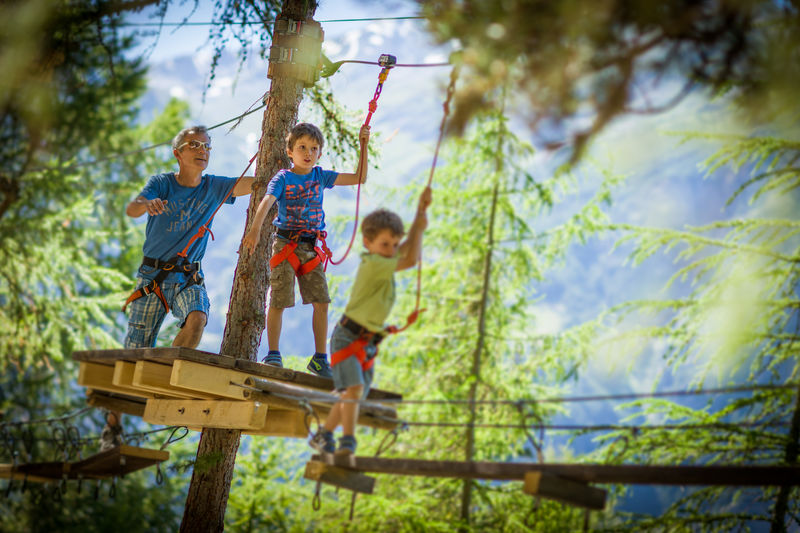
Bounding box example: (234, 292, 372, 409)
(178, 140, 212, 151)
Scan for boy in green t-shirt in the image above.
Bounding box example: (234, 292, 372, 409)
(310, 186, 432, 455)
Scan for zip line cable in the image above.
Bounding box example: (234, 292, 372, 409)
(120, 16, 425, 27)
(34, 54, 450, 174)
(401, 420, 792, 433)
(252, 381, 800, 407)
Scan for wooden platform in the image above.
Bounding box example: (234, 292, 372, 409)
(0, 445, 168, 482)
(73, 347, 402, 436)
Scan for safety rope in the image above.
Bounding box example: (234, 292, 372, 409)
(325, 57, 395, 267)
(175, 96, 269, 260)
(400, 64, 460, 332)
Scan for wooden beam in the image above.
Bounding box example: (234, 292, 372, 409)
(133, 360, 216, 399)
(304, 460, 375, 494)
(73, 346, 231, 367)
(86, 390, 147, 418)
(310, 456, 800, 486)
(78, 361, 152, 399)
(524, 471, 606, 510)
(143, 399, 269, 430)
(71, 445, 168, 479)
(242, 377, 399, 430)
(246, 409, 308, 438)
(169, 359, 251, 400)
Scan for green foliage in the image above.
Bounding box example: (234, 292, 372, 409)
(0, 1, 191, 530)
(550, 132, 800, 530)
(419, 0, 800, 160)
(0, 3, 188, 371)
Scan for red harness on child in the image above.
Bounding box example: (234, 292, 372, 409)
(269, 230, 331, 276)
(330, 311, 423, 371)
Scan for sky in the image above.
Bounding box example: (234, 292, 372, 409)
(119, 0, 796, 520)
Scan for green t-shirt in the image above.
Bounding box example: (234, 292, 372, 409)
(343, 253, 400, 332)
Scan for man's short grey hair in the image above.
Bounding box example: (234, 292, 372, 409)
(172, 125, 210, 151)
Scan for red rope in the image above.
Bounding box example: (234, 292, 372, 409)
(327, 65, 391, 265)
(177, 97, 270, 259)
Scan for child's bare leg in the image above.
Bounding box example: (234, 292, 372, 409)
(340, 384, 363, 437)
(266, 306, 283, 351)
(324, 402, 342, 432)
(311, 302, 328, 354)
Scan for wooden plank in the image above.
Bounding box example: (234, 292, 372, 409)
(524, 471, 606, 510)
(112, 360, 137, 389)
(71, 445, 168, 479)
(78, 362, 152, 400)
(0, 462, 70, 482)
(143, 399, 268, 430)
(170, 359, 251, 400)
(304, 460, 375, 494)
(310, 456, 800, 486)
(72, 346, 232, 367)
(133, 361, 216, 399)
(242, 377, 398, 430)
(246, 409, 308, 438)
(86, 391, 147, 418)
(0, 464, 57, 483)
(72, 348, 401, 400)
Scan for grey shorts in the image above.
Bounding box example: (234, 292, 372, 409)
(330, 323, 377, 395)
(268, 238, 330, 308)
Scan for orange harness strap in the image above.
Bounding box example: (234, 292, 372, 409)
(331, 337, 376, 372)
(330, 310, 424, 372)
(122, 280, 169, 313)
(269, 240, 326, 277)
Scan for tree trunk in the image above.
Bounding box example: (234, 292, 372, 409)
(460, 98, 506, 527)
(769, 384, 800, 533)
(179, 1, 316, 531)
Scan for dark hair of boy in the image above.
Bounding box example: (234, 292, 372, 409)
(361, 208, 405, 241)
(286, 122, 325, 150)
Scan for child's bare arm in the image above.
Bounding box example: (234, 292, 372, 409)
(334, 125, 370, 186)
(242, 193, 277, 254)
(396, 187, 432, 271)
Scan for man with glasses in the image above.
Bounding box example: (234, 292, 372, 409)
(105, 125, 253, 449)
(123, 124, 253, 349)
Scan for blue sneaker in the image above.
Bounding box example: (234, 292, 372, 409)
(262, 351, 283, 367)
(307, 353, 332, 378)
(336, 435, 357, 456)
(309, 429, 335, 454)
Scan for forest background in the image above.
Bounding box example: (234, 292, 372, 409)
(1, 0, 799, 531)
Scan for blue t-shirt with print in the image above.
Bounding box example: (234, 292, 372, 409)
(138, 172, 237, 281)
(266, 166, 338, 233)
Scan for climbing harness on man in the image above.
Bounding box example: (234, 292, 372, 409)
(122, 139, 263, 313)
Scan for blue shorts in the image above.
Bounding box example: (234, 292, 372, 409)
(124, 277, 209, 348)
(329, 323, 378, 396)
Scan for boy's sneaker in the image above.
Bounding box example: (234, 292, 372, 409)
(335, 435, 357, 456)
(307, 353, 332, 378)
(99, 424, 123, 452)
(262, 351, 283, 368)
(309, 429, 335, 454)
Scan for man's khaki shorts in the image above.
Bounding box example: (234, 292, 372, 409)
(268, 238, 330, 308)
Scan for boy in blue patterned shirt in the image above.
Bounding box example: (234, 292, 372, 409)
(243, 122, 370, 377)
